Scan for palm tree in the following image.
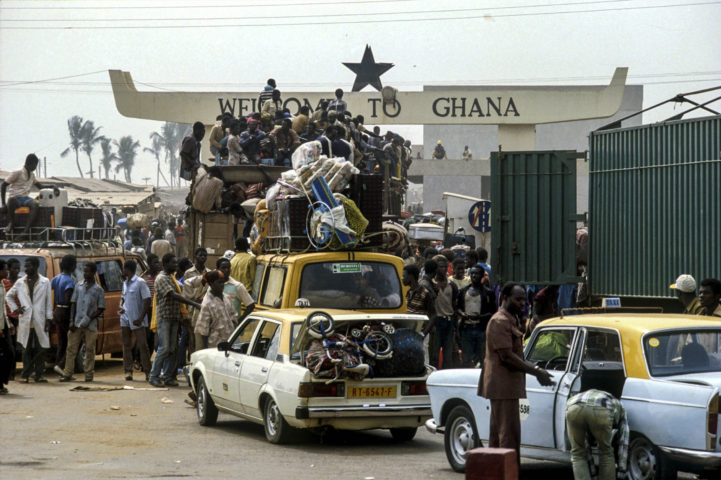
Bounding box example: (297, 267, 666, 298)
(114, 135, 140, 183)
(61, 115, 86, 178)
(150, 122, 189, 188)
(80, 121, 104, 179)
(144, 133, 169, 188)
(99, 138, 117, 180)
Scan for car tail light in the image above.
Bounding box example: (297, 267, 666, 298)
(298, 382, 345, 398)
(708, 393, 718, 449)
(401, 381, 428, 396)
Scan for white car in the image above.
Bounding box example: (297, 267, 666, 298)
(189, 308, 433, 443)
(425, 314, 721, 479)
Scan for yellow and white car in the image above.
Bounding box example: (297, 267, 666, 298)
(189, 308, 432, 443)
(426, 314, 721, 479)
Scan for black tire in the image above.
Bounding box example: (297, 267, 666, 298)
(444, 405, 481, 473)
(362, 330, 393, 360)
(627, 435, 676, 480)
(263, 397, 294, 444)
(305, 311, 334, 339)
(196, 377, 218, 426)
(390, 427, 417, 442)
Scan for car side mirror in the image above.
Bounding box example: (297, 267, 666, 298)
(217, 341, 230, 352)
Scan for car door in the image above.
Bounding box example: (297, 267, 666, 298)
(238, 320, 282, 418)
(523, 327, 579, 448)
(212, 317, 261, 413)
(554, 327, 624, 450)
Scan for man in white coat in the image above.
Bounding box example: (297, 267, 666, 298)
(6, 256, 52, 382)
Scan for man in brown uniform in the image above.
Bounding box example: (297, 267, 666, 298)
(478, 283, 554, 462)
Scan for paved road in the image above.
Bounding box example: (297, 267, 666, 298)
(1, 359, 695, 480)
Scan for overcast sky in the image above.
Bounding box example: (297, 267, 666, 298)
(1, 0, 719, 185)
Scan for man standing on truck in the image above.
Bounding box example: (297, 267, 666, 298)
(6, 256, 53, 383)
(478, 283, 554, 464)
(180, 121, 205, 182)
(1, 154, 59, 234)
(149, 254, 201, 387)
(230, 237, 256, 296)
(59, 262, 105, 382)
(50, 254, 76, 377)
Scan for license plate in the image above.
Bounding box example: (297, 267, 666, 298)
(347, 385, 397, 398)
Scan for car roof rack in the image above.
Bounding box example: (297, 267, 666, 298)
(0, 227, 124, 257)
(560, 306, 664, 318)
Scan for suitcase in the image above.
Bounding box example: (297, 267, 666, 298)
(350, 174, 383, 245)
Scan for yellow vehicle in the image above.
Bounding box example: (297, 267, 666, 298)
(251, 251, 407, 313)
(0, 241, 147, 370)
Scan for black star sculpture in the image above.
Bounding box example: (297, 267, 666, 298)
(343, 45, 394, 92)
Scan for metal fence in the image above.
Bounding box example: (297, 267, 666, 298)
(589, 115, 721, 298)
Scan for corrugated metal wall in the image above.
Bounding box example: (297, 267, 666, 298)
(589, 115, 721, 298)
(491, 150, 582, 286)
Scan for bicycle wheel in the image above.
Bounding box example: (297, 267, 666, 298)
(362, 330, 393, 360)
(305, 311, 335, 339)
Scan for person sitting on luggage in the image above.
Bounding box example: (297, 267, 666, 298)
(270, 118, 300, 167)
(239, 119, 266, 164)
(1, 154, 59, 234)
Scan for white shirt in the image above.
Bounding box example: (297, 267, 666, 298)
(6, 274, 53, 348)
(5, 167, 37, 198)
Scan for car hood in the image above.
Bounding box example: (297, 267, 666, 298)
(663, 371, 721, 389)
(290, 312, 427, 355)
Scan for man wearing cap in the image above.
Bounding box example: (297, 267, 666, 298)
(670, 274, 704, 315)
(261, 89, 282, 119)
(433, 140, 447, 160)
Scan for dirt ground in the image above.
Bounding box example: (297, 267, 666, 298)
(1, 358, 696, 480)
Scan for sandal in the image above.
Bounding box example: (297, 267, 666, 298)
(34, 377, 48, 383)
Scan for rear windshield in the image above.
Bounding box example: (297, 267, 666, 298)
(0, 255, 48, 278)
(299, 261, 402, 310)
(644, 329, 721, 376)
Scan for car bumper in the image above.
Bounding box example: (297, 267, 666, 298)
(296, 404, 431, 419)
(425, 418, 444, 435)
(659, 446, 721, 469)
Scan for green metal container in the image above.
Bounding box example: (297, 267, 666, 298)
(490, 150, 583, 286)
(589, 115, 721, 298)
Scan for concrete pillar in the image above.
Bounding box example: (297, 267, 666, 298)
(498, 124, 536, 151)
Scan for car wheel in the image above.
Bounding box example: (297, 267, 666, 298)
(390, 427, 417, 442)
(263, 398, 294, 444)
(444, 405, 481, 473)
(196, 377, 218, 426)
(628, 435, 676, 480)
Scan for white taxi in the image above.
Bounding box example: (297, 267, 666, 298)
(188, 308, 432, 443)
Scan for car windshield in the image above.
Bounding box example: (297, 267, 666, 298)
(299, 261, 402, 310)
(644, 329, 721, 376)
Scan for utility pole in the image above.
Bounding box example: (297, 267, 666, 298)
(142, 176, 151, 185)
(43, 156, 47, 178)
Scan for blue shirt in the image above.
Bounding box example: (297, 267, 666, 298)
(51, 273, 75, 306)
(71, 282, 106, 331)
(479, 262, 492, 276)
(121, 275, 151, 330)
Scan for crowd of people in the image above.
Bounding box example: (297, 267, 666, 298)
(0, 236, 258, 394)
(181, 78, 415, 181)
